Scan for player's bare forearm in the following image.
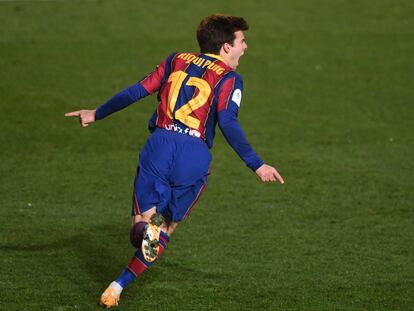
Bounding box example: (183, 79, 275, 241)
(65, 109, 96, 128)
(255, 163, 284, 184)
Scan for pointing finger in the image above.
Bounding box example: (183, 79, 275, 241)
(65, 111, 81, 117)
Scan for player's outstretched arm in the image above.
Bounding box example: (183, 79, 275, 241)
(255, 163, 284, 184)
(65, 109, 96, 128)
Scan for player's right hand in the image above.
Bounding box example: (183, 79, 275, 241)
(65, 109, 96, 128)
(255, 164, 284, 184)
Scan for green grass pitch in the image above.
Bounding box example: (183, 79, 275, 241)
(1, 0, 413, 310)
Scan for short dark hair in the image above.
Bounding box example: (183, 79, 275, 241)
(197, 14, 249, 54)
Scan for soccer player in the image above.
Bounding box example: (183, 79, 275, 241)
(65, 14, 284, 308)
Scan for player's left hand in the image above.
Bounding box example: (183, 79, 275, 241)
(255, 164, 284, 184)
(65, 109, 96, 128)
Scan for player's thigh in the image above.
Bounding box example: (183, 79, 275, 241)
(131, 166, 172, 217)
(139, 134, 174, 178)
(171, 138, 211, 185)
(170, 175, 209, 222)
(131, 133, 175, 219)
(165, 141, 210, 221)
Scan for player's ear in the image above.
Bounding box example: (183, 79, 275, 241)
(222, 42, 231, 54)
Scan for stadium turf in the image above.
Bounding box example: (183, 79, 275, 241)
(1, 0, 413, 310)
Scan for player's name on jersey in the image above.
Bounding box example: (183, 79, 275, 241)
(177, 53, 225, 75)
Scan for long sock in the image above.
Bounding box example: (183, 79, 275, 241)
(115, 231, 170, 290)
(130, 221, 147, 248)
(115, 268, 136, 289)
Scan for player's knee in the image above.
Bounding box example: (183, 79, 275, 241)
(132, 214, 149, 224)
(131, 207, 157, 225)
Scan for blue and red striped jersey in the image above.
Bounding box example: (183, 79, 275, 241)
(95, 52, 264, 171)
(141, 53, 237, 147)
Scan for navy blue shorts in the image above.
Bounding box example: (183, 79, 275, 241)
(131, 128, 212, 222)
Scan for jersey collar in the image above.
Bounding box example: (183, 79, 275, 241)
(204, 53, 226, 63)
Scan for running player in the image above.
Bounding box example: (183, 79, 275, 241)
(65, 14, 284, 308)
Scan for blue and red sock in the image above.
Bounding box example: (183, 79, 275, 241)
(129, 221, 147, 248)
(116, 230, 170, 289)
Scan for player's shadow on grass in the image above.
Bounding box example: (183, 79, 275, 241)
(1, 223, 223, 291)
(1, 223, 127, 289)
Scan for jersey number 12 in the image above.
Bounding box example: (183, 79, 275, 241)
(167, 70, 211, 129)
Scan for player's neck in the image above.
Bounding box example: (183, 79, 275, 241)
(218, 50, 239, 70)
(202, 51, 236, 70)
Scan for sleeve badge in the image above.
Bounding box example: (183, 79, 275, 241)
(231, 89, 242, 107)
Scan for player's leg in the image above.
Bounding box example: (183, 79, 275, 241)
(100, 211, 177, 308)
(119, 137, 209, 305)
(167, 135, 211, 222)
(130, 210, 178, 249)
(100, 131, 177, 308)
(126, 215, 178, 281)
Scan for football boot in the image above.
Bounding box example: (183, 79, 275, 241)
(99, 283, 121, 308)
(141, 213, 165, 262)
